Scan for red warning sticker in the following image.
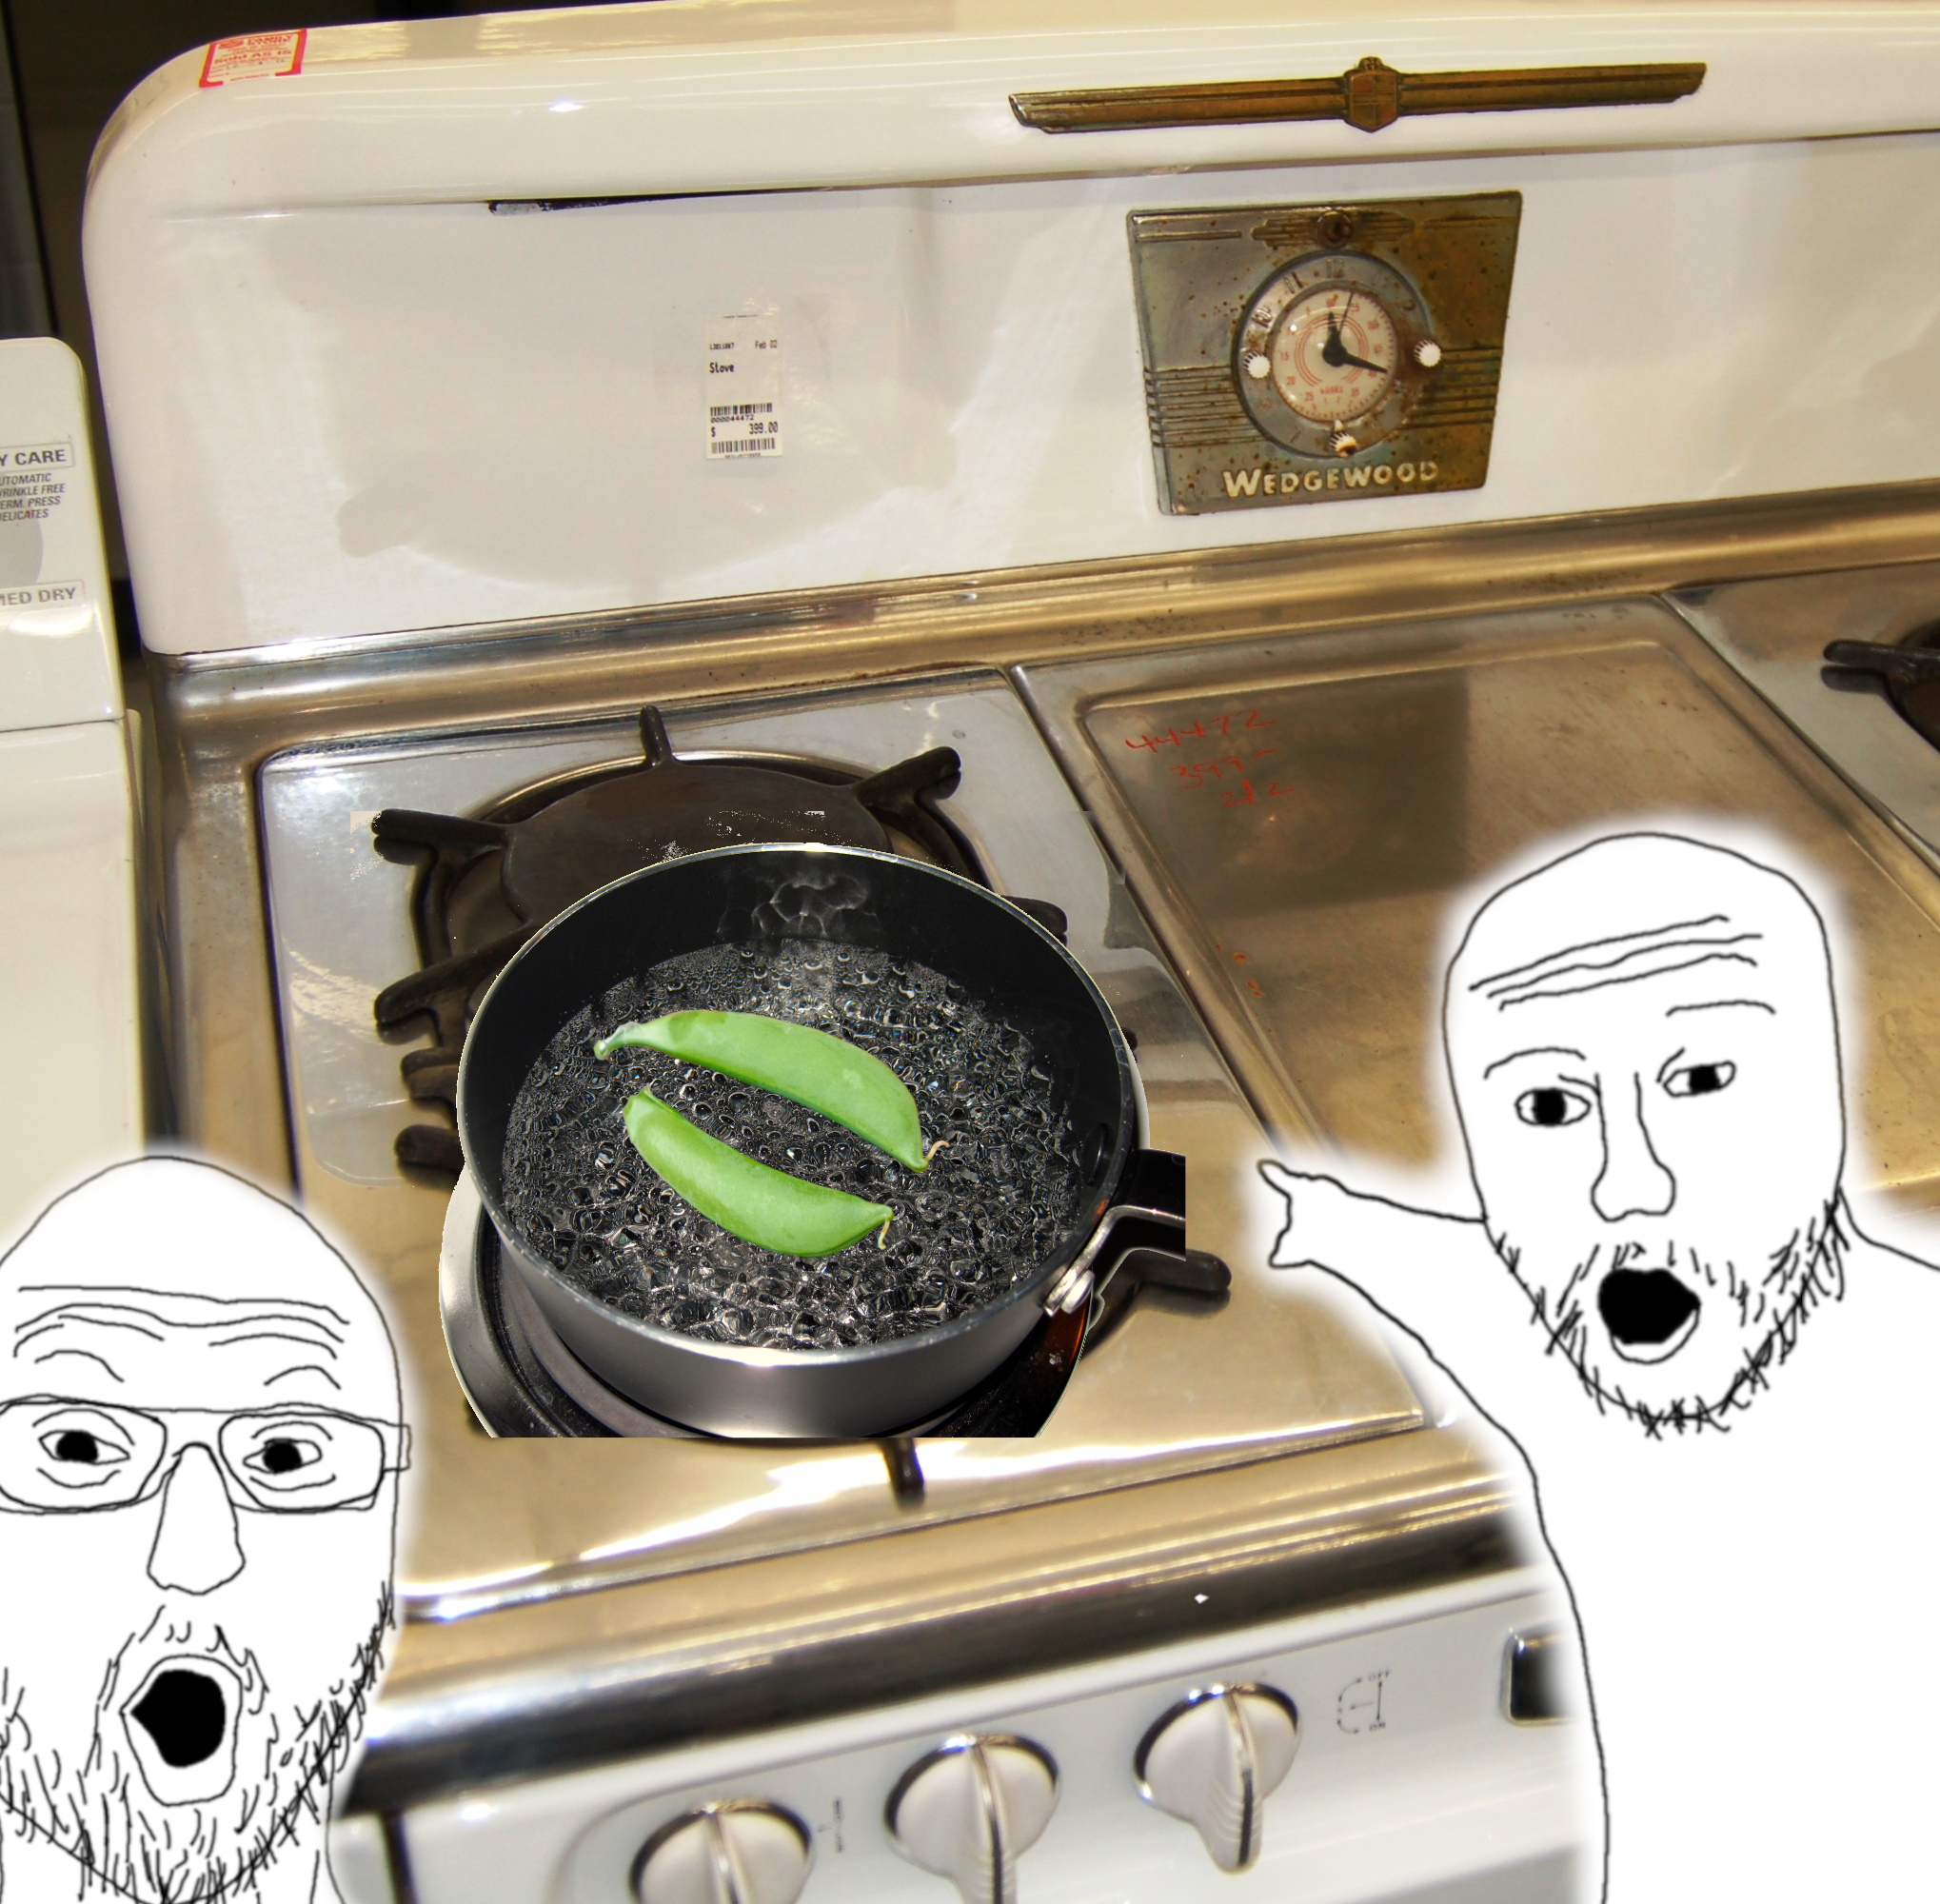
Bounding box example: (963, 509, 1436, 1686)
(198, 30, 307, 88)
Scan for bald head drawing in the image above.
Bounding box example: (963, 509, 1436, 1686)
(1445, 834, 1848, 1430)
(0, 1160, 404, 1903)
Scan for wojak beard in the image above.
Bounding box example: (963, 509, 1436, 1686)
(0, 1586, 390, 1904)
(1490, 1197, 1851, 1437)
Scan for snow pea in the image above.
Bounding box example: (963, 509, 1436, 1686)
(595, 1011, 935, 1170)
(622, 1089, 893, 1258)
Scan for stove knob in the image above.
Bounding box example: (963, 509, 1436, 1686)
(885, 1733, 1059, 1904)
(1134, 1683, 1300, 1872)
(632, 1801, 812, 1904)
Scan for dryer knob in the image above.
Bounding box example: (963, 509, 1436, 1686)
(632, 1800, 812, 1904)
(1134, 1683, 1300, 1872)
(885, 1733, 1059, 1904)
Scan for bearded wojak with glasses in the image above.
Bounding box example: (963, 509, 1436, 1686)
(0, 1158, 407, 1904)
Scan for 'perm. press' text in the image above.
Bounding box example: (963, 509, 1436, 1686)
(1223, 459, 1438, 498)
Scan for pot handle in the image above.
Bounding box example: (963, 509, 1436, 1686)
(1108, 1146, 1184, 1224)
(1044, 1148, 1229, 1313)
(1112, 1245, 1232, 1297)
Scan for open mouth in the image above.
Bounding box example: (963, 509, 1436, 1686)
(120, 1657, 241, 1805)
(1597, 1267, 1701, 1364)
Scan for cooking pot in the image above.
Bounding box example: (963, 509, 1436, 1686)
(457, 843, 1179, 1435)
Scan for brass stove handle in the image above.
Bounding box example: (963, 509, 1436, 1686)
(1011, 54, 1704, 135)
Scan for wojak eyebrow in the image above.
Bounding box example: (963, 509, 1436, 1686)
(265, 1362, 343, 1392)
(1471, 916, 1764, 1009)
(29, 1347, 125, 1380)
(1482, 1045, 1589, 1079)
(1665, 998, 1777, 1018)
(14, 1289, 349, 1347)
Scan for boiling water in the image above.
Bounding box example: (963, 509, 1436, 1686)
(500, 941, 1091, 1352)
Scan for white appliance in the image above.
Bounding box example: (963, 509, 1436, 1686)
(0, 335, 141, 1246)
(75, 3, 1940, 1901)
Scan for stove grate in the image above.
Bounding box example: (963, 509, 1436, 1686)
(371, 705, 984, 1176)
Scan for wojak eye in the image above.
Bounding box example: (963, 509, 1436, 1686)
(1665, 1061, 1736, 1098)
(40, 1427, 129, 1466)
(1514, 1086, 1591, 1128)
(244, 1437, 322, 1478)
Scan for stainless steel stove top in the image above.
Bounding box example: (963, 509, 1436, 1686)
(140, 502, 1940, 1817)
(1673, 560, 1940, 868)
(253, 671, 1424, 1616)
(1023, 590, 1940, 1210)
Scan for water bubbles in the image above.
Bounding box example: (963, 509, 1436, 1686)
(501, 940, 1087, 1352)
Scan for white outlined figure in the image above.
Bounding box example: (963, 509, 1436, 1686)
(0, 1159, 407, 1904)
(1260, 831, 1940, 1901)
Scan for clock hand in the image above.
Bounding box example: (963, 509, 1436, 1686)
(1335, 346, 1387, 373)
(1319, 294, 1355, 368)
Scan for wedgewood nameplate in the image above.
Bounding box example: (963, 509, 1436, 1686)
(1129, 192, 1521, 515)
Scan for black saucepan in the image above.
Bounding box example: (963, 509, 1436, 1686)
(457, 844, 1162, 1436)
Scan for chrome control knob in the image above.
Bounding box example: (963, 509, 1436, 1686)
(632, 1801, 812, 1904)
(1134, 1683, 1300, 1872)
(885, 1733, 1059, 1904)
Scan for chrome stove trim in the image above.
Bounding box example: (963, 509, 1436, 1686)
(345, 1424, 1521, 1815)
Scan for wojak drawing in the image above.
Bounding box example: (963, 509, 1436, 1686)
(1260, 830, 1940, 1901)
(0, 1159, 407, 1904)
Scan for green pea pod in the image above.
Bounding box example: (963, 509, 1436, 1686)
(622, 1089, 893, 1258)
(596, 1011, 934, 1171)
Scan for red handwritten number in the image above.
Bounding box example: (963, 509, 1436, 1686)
(1221, 780, 1257, 807)
(1123, 707, 1276, 753)
(1166, 748, 1279, 795)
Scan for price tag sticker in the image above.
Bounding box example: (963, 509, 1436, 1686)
(704, 313, 782, 460)
(199, 30, 307, 86)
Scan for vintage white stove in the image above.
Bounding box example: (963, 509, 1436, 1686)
(75, 2, 1940, 1901)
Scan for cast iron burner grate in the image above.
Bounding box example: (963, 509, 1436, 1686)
(371, 706, 999, 1177)
(1823, 623, 1940, 749)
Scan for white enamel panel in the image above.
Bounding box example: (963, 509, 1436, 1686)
(0, 338, 120, 727)
(81, 0, 1940, 218)
(89, 130, 1940, 655)
(0, 721, 142, 1247)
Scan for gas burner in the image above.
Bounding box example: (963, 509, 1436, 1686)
(440, 1172, 1226, 1442)
(1822, 623, 1940, 749)
(371, 707, 985, 1175)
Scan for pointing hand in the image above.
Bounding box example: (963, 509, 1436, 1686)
(1258, 1159, 1350, 1269)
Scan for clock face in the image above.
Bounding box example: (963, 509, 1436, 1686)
(1233, 248, 1435, 458)
(1269, 287, 1399, 423)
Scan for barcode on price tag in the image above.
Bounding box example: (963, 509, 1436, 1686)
(704, 313, 782, 459)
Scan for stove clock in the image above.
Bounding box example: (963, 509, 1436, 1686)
(1129, 192, 1521, 514)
